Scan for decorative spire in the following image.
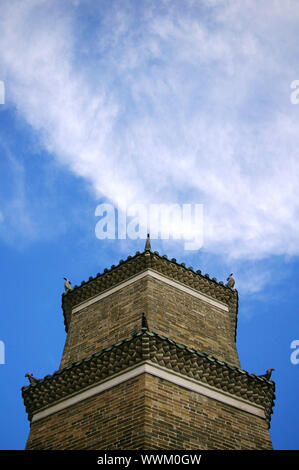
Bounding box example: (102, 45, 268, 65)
(144, 233, 151, 252)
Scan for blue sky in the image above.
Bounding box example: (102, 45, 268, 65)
(0, 0, 298, 450)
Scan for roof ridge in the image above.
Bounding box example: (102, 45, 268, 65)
(145, 330, 275, 384)
(63, 249, 236, 297)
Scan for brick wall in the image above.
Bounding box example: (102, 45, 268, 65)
(146, 277, 239, 367)
(25, 375, 146, 450)
(25, 372, 272, 450)
(143, 374, 273, 450)
(59, 277, 148, 369)
(60, 275, 239, 370)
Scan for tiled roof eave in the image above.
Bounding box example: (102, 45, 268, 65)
(22, 330, 275, 427)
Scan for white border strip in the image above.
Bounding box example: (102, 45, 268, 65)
(72, 269, 229, 314)
(31, 362, 265, 423)
(149, 270, 229, 311)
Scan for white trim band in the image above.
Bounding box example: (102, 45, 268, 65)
(72, 269, 229, 314)
(31, 361, 265, 423)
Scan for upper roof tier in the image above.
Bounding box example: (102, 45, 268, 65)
(62, 245, 238, 335)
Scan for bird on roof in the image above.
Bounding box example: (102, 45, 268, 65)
(259, 368, 275, 380)
(145, 233, 151, 251)
(64, 277, 73, 292)
(25, 372, 41, 384)
(226, 273, 235, 289)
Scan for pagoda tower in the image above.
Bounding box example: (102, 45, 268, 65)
(22, 238, 275, 449)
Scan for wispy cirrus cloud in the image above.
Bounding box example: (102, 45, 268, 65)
(1, 0, 299, 261)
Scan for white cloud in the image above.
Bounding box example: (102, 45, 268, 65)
(1, 0, 299, 260)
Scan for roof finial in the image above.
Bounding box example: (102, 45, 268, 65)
(142, 312, 149, 331)
(145, 233, 151, 251)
